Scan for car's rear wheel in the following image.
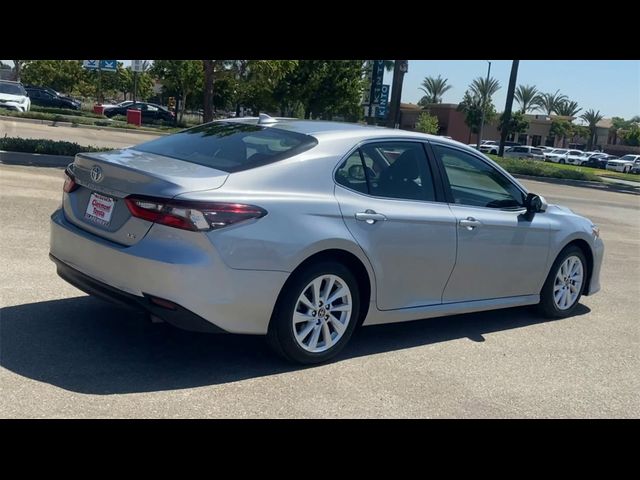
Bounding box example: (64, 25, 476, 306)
(559, 159, 566, 164)
(538, 245, 587, 318)
(267, 262, 360, 364)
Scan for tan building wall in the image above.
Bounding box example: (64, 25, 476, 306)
(400, 104, 585, 148)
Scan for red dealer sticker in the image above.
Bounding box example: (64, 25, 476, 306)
(84, 192, 115, 226)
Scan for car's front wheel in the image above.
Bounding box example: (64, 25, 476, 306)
(267, 261, 360, 364)
(538, 245, 587, 318)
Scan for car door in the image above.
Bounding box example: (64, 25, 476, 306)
(431, 143, 551, 303)
(143, 104, 160, 122)
(39, 91, 57, 107)
(334, 140, 457, 310)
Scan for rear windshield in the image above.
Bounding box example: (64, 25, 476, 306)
(132, 121, 318, 172)
(0, 82, 26, 95)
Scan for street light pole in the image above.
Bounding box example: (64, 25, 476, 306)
(477, 60, 491, 150)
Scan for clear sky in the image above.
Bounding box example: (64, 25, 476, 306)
(4, 59, 639, 119)
(385, 60, 639, 119)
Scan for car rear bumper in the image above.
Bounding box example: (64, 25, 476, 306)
(50, 253, 227, 333)
(49, 208, 289, 334)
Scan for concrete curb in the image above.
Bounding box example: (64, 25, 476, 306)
(0, 150, 74, 168)
(0, 115, 168, 137)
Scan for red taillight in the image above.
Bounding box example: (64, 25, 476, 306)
(63, 166, 79, 193)
(125, 196, 267, 232)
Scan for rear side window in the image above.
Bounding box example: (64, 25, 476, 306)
(132, 122, 318, 172)
(335, 142, 435, 202)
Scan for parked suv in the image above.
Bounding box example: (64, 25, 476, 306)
(504, 146, 545, 160)
(479, 141, 521, 155)
(607, 154, 640, 173)
(0, 80, 31, 112)
(25, 85, 81, 110)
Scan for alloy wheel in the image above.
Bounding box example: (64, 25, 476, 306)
(553, 255, 584, 310)
(292, 274, 352, 353)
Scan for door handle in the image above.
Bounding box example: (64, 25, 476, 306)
(459, 217, 481, 230)
(355, 209, 387, 224)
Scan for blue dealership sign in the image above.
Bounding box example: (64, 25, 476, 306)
(83, 60, 99, 70)
(377, 84, 390, 118)
(99, 60, 118, 72)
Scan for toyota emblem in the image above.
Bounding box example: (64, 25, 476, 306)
(90, 165, 103, 183)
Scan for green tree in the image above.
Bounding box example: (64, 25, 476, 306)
(12, 60, 26, 81)
(620, 124, 640, 146)
(21, 60, 85, 93)
(498, 111, 529, 136)
(418, 75, 452, 104)
(117, 67, 154, 101)
(458, 90, 496, 144)
(469, 76, 501, 102)
(580, 109, 604, 150)
(272, 60, 365, 121)
(201, 60, 230, 122)
(236, 60, 298, 116)
(538, 90, 568, 115)
(514, 84, 541, 113)
(151, 60, 203, 121)
(549, 119, 572, 147)
(415, 112, 439, 134)
(555, 99, 581, 118)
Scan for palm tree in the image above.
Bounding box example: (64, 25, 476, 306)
(555, 100, 582, 118)
(514, 84, 541, 113)
(538, 90, 568, 115)
(469, 76, 501, 107)
(580, 109, 605, 150)
(418, 75, 452, 104)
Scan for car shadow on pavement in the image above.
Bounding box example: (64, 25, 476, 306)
(0, 295, 590, 395)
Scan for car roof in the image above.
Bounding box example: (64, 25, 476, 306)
(222, 117, 447, 143)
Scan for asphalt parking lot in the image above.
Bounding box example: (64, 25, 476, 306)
(1, 163, 638, 418)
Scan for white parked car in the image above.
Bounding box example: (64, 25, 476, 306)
(606, 154, 640, 173)
(479, 141, 521, 155)
(545, 149, 586, 165)
(565, 150, 590, 166)
(544, 149, 569, 163)
(0, 80, 31, 112)
(504, 146, 545, 160)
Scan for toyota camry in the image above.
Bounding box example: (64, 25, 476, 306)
(50, 115, 604, 364)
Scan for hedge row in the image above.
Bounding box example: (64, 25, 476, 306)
(30, 105, 105, 118)
(0, 136, 110, 156)
(490, 156, 602, 182)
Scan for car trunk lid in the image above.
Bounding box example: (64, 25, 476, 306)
(63, 149, 229, 245)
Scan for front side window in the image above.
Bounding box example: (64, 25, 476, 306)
(434, 144, 525, 209)
(335, 142, 435, 201)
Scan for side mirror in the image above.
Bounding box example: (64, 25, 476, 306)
(525, 193, 547, 213)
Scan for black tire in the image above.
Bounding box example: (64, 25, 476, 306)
(538, 245, 587, 318)
(267, 261, 360, 364)
(559, 159, 566, 164)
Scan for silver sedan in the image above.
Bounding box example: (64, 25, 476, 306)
(50, 116, 604, 364)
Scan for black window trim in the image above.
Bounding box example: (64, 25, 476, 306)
(428, 140, 529, 211)
(333, 137, 448, 205)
